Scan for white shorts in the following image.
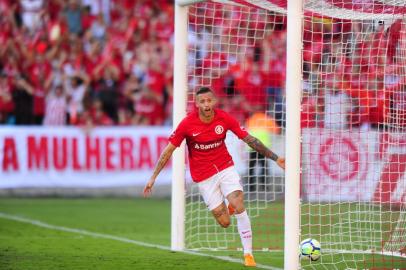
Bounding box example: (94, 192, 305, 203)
(197, 166, 243, 211)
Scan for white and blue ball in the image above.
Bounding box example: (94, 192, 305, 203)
(300, 238, 321, 261)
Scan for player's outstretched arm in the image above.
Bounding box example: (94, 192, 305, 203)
(243, 134, 285, 170)
(143, 143, 177, 197)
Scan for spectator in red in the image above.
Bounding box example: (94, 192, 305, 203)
(222, 93, 251, 125)
(262, 33, 286, 126)
(196, 46, 230, 100)
(0, 0, 17, 22)
(27, 52, 53, 124)
(125, 78, 164, 126)
(234, 61, 268, 112)
(2, 56, 21, 80)
(90, 98, 113, 126)
(143, 57, 167, 121)
(150, 10, 173, 42)
(77, 99, 113, 127)
(389, 83, 406, 129)
(83, 39, 103, 79)
(46, 11, 68, 44)
(301, 85, 323, 129)
(81, 5, 96, 31)
(344, 75, 375, 129)
(0, 18, 16, 60)
(117, 107, 133, 126)
(133, 90, 164, 125)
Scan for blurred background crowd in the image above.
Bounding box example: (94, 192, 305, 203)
(0, 0, 405, 129)
(0, 0, 174, 126)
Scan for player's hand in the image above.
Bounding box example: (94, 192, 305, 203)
(276, 157, 285, 170)
(143, 178, 155, 197)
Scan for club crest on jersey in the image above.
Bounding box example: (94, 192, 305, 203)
(215, 125, 224, 134)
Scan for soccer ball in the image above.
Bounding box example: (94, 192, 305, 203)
(300, 238, 321, 261)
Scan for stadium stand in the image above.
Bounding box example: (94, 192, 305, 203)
(0, 0, 404, 130)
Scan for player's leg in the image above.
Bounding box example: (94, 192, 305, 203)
(225, 198, 235, 215)
(220, 167, 256, 267)
(211, 202, 231, 228)
(226, 190, 245, 213)
(227, 190, 256, 266)
(197, 174, 230, 228)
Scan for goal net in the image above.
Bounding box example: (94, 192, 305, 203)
(177, 0, 406, 269)
(185, 1, 286, 253)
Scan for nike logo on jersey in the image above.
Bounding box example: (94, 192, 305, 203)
(192, 133, 201, 137)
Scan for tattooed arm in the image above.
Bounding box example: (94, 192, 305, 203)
(243, 134, 285, 169)
(143, 143, 177, 197)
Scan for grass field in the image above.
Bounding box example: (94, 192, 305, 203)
(0, 198, 404, 270)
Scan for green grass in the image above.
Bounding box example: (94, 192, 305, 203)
(0, 198, 254, 270)
(0, 198, 404, 270)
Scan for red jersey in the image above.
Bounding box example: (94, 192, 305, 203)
(169, 109, 248, 182)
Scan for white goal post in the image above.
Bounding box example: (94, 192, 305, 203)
(283, 0, 302, 269)
(171, 2, 189, 251)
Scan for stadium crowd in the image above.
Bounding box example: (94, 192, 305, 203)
(0, 0, 405, 129)
(0, 0, 174, 126)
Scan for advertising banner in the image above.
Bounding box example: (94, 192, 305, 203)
(0, 127, 172, 188)
(302, 129, 405, 204)
(1, 126, 403, 203)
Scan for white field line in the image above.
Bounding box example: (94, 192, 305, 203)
(0, 212, 282, 270)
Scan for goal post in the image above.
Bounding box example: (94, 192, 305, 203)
(171, 1, 189, 251)
(284, 0, 302, 269)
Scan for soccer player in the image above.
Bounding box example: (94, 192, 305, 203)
(143, 87, 285, 267)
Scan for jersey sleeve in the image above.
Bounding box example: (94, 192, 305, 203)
(225, 112, 249, 139)
(168, 118, 187, 147)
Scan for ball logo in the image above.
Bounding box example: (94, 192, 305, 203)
(215, 125, 224, 134)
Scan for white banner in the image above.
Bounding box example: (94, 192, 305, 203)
(0, 127, 172, 188)
(3, 126, 402, 203)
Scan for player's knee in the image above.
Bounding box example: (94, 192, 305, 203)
(234, 205, 245, 214)
(214, 214, 231, 228)
(230, 199, 244, 212)
(219, 219, 231, 228)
